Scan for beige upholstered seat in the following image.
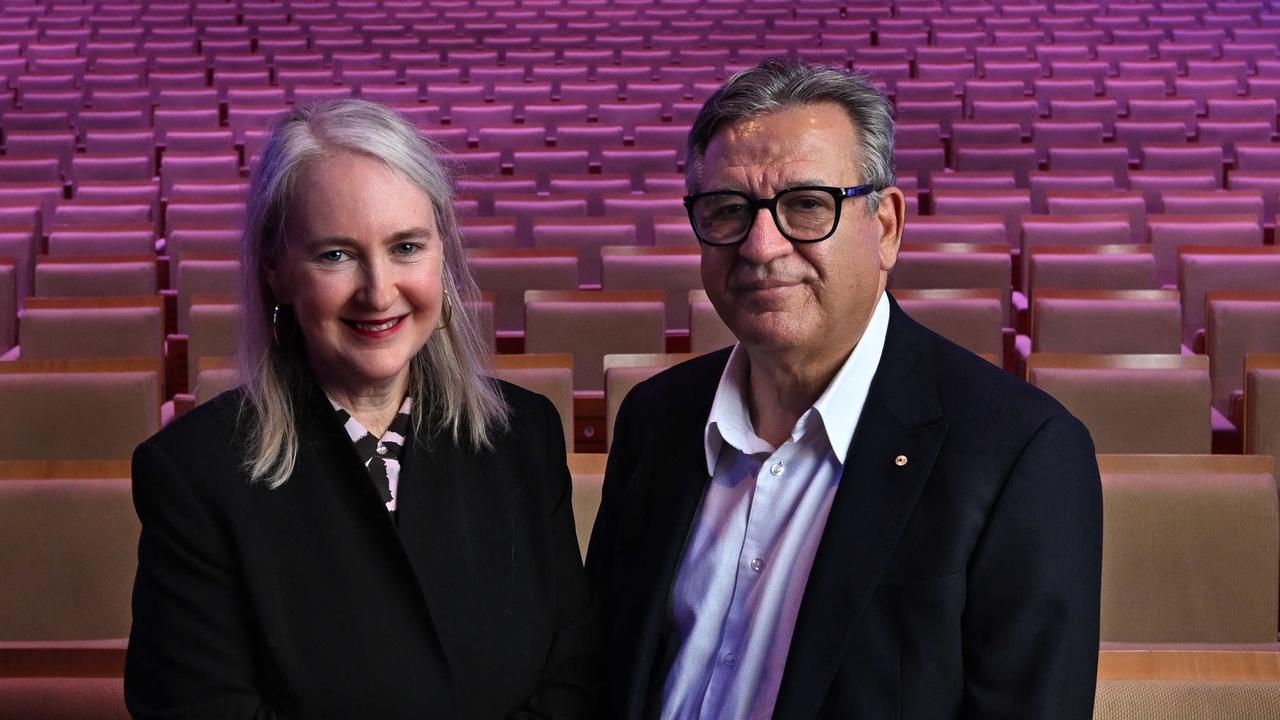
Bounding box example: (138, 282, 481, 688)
(0, 677, 129, 720)
(193, 357, 239, 406)
(531, 217, 636, 286)
(1177, 246, 1280, 349)
(1147, 214, 1263, 287)
(1030, 290, 1181, 355)
(1094, 680, 1280, 720)
(173, 253, 240, 334)
(187, 298, 241, 392)
(895, 289, 1004, 360)
(491, 353, 574, 452)
(1025, 245, 1156, 299)
(1097, 454, 1278, 644)
(567, 453, 607, 560)
(1205, 291, 1280, 416)
(601, 246, 701, 331)
(524, 290, 665, 392)
(33, 256, 157, 298)
(1019, 214, 1134, 293)
(0, 460, 137, 641)
(18, 297, 164, 362)
(467, 248, 578, 333)
(0, 259, 15, 354)
(889, 243, 1012, 322)
(0, 359, 162, 461)
(1245, 354, 1280, 461)
(688, 289, 736, 355)
(603, 353, 695, 449)
(1028, 354, 1211, 454)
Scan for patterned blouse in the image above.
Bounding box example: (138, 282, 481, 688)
(328, 396, 412, 513)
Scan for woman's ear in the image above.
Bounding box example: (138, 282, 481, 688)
(264, 258, 290, 305)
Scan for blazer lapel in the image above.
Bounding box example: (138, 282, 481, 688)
(773, 302, 949, 717)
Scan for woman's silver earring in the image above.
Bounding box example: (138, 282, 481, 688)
(272, 304, 284, 345)
(436, 290, 453, 331)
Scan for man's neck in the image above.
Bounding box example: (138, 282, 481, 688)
(744, 340, 855, 448)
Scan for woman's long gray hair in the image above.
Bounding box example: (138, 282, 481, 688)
(238, 99, 508, 488)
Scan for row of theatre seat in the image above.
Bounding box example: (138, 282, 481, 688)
(2, 453, 1280, 717)
(4, 0, 1280, 716)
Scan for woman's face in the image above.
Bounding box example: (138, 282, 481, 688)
(267, 151, 445, 399)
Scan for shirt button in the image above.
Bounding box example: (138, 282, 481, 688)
(750, 557, 764, 573)
(376, 445, 387, 455)
(769, 461, 785, 476)
(723, 652, 737, 666)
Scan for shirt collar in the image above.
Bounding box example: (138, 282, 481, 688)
(703, 291, 891, 475)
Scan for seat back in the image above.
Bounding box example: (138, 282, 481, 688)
(0, 359, 162, 460)
(894, 289, 1004, 360)
(174, 254, 241, 334)
(0, 677, 128, 720)
(889, 243, 1012, 322)
(1205, 291, 1280, 415)
(0, 460, 137, 641)
(1026, 245, 1156, 299)
(33, 256, 157, 298)
(490, 353, 574, 452)
(600, 246, 701, 331)
(1027, 354, 1211, 453)
(1177, 247, 1280, 349)
(688, 289, 736, 355)
(1097, 454, 1278, 643)
(1245, 353, 1280, 461)
(1148, 214, 1263, 287)
(603, 353, 695, 449)
(1031, 290, 1181, 355)
(467, 249, 578, 333)
(19, 297, 164, 361)
(524, 291, 665, 392)
(0, 259, 14, 354)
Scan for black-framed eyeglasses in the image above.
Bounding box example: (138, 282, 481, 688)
(683, 184, 880, 246)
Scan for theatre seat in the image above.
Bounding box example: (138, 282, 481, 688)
(890, 243, 1012, 323)
(0, 460, 136, 641)
(688, 289, 736, 355)
(895, 289, 1004, 361)
(603, 353, 695, 449)
(467, 249, 578, 334)
(1205, 292, 1280, 418)
(567, 453, 606, 560)
(1094, 680, 1280, 720)
(0, 260, 14, 354)
(491, 354, 574, 452)
(1029, 290, 1182, 355)
(0, 359, 162, 461)
(1245, 354, 1280, 461)
(0, 677, 128, 720)
(1028, 354, 1211, 454)
(18, 297, 164, 362)
(525, 290, 665, 392)
(600, 246, 701, 331)
(33, 256, 157, 298)
(1097, 454, 1278, 644)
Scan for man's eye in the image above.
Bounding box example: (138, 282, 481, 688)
(393, 242, 422, 255)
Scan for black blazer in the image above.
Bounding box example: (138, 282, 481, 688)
(586, 297, 1102, 719)
(126, 374, 600, 720)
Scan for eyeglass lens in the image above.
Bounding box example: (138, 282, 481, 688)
(690, 188, 839, 245)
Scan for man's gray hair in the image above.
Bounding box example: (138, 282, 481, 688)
(686, 57, 897, 215)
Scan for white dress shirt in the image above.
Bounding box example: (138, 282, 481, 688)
(660, 291, 891, 720)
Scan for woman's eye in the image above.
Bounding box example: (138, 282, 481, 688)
(318, 250, 348, 263)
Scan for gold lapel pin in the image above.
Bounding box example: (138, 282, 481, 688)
(894, 455, 908, 467)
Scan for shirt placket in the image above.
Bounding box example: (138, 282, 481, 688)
(699, 446, 790, 718)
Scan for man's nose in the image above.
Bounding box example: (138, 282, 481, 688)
(736, 207, 793, 265)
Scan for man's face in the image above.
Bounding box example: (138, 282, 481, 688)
(698, 102, 903, 361)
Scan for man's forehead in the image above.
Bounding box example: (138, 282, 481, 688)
(701, 103, 860, 185)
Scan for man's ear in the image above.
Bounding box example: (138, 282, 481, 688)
(875, 186, 906, 273)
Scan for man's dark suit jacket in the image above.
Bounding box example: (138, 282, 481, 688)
(586, 297, 1102, 719)
(126, 373, 600, 720)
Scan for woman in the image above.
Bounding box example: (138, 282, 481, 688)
(125, 99, 600, 719)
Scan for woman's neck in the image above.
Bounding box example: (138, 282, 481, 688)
(319, 373, 411, 437)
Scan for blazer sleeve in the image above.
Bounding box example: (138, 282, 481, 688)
(125, 439, 284, 720)
(509, 393, 604, 719)
(961, 412, 1103, 719)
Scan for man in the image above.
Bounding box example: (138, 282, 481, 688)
(585, 59, 1102, 719)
